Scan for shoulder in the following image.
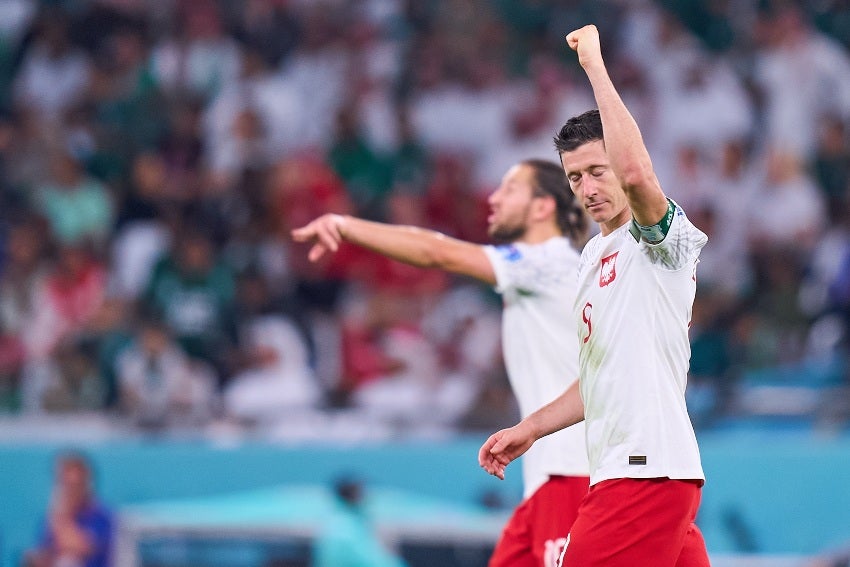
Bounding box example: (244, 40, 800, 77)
(81, 502, 114, 531)
(484, 243, 525, 265)
(659, 202, 708, 248)
(641, 202, 708, 270)
(523, 238, 581, 270)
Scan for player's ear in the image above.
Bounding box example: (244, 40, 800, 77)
(535, 193, 556, 221)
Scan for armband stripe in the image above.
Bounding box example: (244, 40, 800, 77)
(631, 199, 676, 244)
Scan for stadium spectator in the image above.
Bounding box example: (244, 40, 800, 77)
(0, 218, 49, 410)
(277, 3, 351, 152)
(32, 148, 114, 250)
(223, 270, 319, 424)
(13, 8, 92, 124)
(86, 24, 166, 171)
(18, 244, 108, 412)
(752, 2, 850, 159)
(694, 139, 760, 302)
(747, 149, 826, 254)
(202, 42, 300, 191)
(149, 0, 240, 101)
(21, 245, 107, 364)
(116, 316, 215, 428)
(110, 151, 174, 300)
(312, 476, 408, 567)
(812, 115, 850, 211)
(141, 224, 237, 387)
(327, 102, 392, 221)
(24, 452, 113, 567)
(232, 0, 300, 69)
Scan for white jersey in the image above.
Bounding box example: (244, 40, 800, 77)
(575, 204, 707, 486)
(484, 237, 589, 497)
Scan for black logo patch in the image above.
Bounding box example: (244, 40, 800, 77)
(629, 456, 647, 465)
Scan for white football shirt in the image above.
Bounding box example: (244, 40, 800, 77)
(484, 237, 589, 497)
(575, 204, 708, 486)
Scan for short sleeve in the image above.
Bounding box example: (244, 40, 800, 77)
(641, 203, 708, 271)
(483, 239, 579, 295)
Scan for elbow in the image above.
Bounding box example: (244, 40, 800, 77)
(420, 233, 456, 269)
(421, 243, 448, 269)
(618, 162, 657, 195)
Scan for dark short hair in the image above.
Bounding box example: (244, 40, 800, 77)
(55, 450, 95, 484)
(57, 450, 92, 471)
(554, 109, 604, 153)
(333, 475, 364, 506)
(522, 159, 588, 247)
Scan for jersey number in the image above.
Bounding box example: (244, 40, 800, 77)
(581, 302, 593, 344)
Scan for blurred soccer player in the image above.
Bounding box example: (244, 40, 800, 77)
(479, 25, 711, 567)
(293, 158, 590, 567)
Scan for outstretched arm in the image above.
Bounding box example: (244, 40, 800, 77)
(479, 380, 584, 480)
(291, 214, 496, 285)
(567, 25, 668, 227)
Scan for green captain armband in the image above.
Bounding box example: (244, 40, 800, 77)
(629, 199, 676, 244)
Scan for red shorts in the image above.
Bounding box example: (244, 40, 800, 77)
(562, 477, 709, 567)
(489, 475, 590, 567)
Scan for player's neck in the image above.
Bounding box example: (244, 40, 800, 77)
(599, 207, 632, 236)
(519, 223, 562, 245)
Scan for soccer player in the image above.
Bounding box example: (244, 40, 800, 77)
(479, 25, 711, 567)
(292, 158, 590, 567)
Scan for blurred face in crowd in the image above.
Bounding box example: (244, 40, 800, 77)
(42, 17, 71, 57)
(487, 163, 547, 242)
(57, 458, 92, 511)
(7, 224, 44, 268)
(560, 140, 629, 235)
(178, 234, 214, 276)
(140, 325, 169, 356)
(50, 152, 83, 187)
(132, 152, 167, 197)
(56, 246, 91, 282)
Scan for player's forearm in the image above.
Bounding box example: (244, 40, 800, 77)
(583, 60, 655, 193)
(338, 216, 462, 270)
(582, 61, 667, 229)
(524, 380, 585, 440)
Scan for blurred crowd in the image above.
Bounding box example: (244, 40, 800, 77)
(0, 0, 849, 437)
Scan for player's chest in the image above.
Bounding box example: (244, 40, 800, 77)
(578, 240, 646, 299)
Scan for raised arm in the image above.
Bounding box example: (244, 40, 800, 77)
(567, 25, 668, 227)
(291, 214, 496, 285)
(479, 380, 584, 480)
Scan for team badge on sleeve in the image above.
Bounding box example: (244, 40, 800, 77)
(497, 244, 522, 262)
(600, 252, 618, 287)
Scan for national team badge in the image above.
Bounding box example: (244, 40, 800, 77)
(600, 252, 619, 287)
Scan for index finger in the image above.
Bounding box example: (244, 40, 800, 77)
(291, 225, 314, 242)
(478, 435, 497, 467)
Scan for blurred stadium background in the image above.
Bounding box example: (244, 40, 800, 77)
(0, 0, 849, 565)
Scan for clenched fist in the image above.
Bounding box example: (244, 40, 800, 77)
(566, 25, 603, 69)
